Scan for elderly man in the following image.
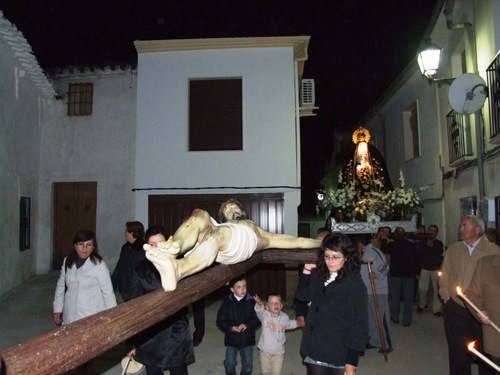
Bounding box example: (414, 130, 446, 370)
(357, 234, 392, 353)
(144, 200, 321, 291)
(439, 216, 499, 375)
(466, 253, 500, 369)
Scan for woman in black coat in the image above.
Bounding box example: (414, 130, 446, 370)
(296, 233, 368, 375)
(112, 221, 146, 302)
(128, 226, 195, 375)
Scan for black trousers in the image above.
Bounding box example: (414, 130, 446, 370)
(444, 299, 495, 375)
(192, 298, 205, 343)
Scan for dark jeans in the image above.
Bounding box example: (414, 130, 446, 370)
(389, 277, 414, 325)
(224, 345, 253, 375)
(444, 299, 495, 375)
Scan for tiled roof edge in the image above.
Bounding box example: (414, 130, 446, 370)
(0, 11, 56, 99)
(48, 64, 137, 78)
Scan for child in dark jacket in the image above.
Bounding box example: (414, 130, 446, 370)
(216, 276, 260, 375)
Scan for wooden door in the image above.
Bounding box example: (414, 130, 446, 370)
(148, 193, 287, 299)
(53, 182, 97, 269)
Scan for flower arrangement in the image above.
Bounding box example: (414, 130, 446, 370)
(354, 190, 389, 220)
(317, 169, 428, 222)
(381, 170, 428, 215)
(317, 180, 356, 218)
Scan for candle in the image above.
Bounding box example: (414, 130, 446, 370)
(457, 286, 484, 316)
(457, 286, 500, 334)
(467, 341, 500, 372)
(438, 271, 442, 277)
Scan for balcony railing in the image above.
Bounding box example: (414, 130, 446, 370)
(486, 53, 500, 139)
(446, 110, 473, 165)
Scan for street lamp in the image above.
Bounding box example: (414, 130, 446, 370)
(417, 39, 442, 78)
(417, 39, 455, 85)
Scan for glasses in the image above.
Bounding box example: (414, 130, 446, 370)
(76, 241, 94, 248)
(324, 254, 344, 262)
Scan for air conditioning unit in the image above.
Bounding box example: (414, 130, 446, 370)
(300, 79, 315, 106)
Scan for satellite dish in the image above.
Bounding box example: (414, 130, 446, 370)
(448, 73, 488, 115)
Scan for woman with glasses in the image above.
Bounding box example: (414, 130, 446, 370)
(53, 229, 116, 326)
(295, 233, 368, 375)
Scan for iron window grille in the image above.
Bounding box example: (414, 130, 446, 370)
(67, 83, 93, 116)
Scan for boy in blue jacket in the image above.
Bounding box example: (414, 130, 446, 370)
(216, 276, 260, 375)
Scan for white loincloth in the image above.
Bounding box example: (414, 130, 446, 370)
(214, 222, 258, 264)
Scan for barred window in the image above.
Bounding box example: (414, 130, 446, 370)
(67, 83, 93, 116)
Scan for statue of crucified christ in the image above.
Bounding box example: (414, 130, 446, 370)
(144, 199, 321, 291)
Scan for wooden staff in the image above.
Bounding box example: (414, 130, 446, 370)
(367, 261, 389, 362)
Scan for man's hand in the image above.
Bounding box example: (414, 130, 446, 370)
(362, 257, 374, 264)
(478, 311, 492, 325)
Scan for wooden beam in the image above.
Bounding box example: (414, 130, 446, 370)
(261, 248, 317, 263)
(0, 249, 317, 375)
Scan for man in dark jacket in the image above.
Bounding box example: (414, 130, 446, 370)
(384, 227, 419, 327)
(216, 276, 260, 375)
(416, 224, 444, 316)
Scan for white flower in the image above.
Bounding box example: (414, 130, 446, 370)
(399, 169, 405, 188)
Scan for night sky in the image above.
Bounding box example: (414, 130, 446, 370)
(2, 0, 438, 214)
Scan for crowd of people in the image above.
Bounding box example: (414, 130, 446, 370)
(52, 203, 500, 375)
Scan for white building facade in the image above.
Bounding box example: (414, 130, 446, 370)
(0, 10, 310, 296)
(363, 0, 500, 246)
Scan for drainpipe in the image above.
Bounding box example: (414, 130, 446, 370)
(294, 61, 302, 206)
(444, 0, 486, 219)
(443, 0, 472, 29)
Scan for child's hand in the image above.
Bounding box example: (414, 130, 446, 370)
(253, 294, 262, 305)
(296, 316, 305, 327)
(232, 324, 247, 332)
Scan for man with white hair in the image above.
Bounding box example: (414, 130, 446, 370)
(439, 215, 499, 375)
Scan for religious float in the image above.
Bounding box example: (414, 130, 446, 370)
(317, 126, 428, 234)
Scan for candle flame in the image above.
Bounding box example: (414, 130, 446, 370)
(468, 341, 476, 351)
(438, 271, 442, 277)
(456, 286, 463, 296)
